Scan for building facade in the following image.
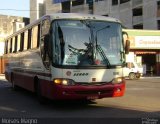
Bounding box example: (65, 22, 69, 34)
(30, 0, 160, 30)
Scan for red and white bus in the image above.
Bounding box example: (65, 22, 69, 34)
(3, 13, 129, 102)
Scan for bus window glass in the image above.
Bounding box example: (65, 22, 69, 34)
(12, 37, 15, 52)
(5, 40, 8, 54)
(7, 39, 10, 53)
(37, 24, 41, 47)
(17, 35, 21, 51)
(28, 29, 32, 49)
(24, 30, 28, 50)
(9, 38, 12, 53)
(32, 26, 38, 48)
(14, 36, 18, 52)
(52, 20, 124, 66)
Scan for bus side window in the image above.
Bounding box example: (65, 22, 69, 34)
(37, 24, 41, 48)
(20, 33, 24, 51)
(28, 29, 32, 49)
(17, 35, 21, 51)
(5, 40, 8, 54)
(7, 39, 10, 53)
(9, 38, 12, 53)
(12, 37, 15, 53)
(12, 37, 17, 53)
(14, 36, 18, 53)
(24, 30, 28, 50)
(31, 25, 39, 48)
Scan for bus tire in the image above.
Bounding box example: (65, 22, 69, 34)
(11, 73, 19, 91)
(36, 80, 46, 104)
(129, 73, 136, 80)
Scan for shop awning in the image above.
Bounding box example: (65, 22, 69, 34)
(135, 51, 157, 54)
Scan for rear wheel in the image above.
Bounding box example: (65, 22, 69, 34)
(135, 73, 141, 79)
(129, 73, 136, 80)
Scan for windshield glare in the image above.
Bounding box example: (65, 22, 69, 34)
(52, 20, 124, 67)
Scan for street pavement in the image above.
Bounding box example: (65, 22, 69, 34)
(0, 74, 160, 124)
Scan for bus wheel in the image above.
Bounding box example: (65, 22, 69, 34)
(11, 74, 19, 91)
(36, 81, 46, 104)
(129, 73, 136, 80)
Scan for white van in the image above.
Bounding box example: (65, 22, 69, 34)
(123, 62, 143, 80)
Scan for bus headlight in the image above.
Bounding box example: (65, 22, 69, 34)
(53, 79, 75, 86)
(111, 77, 123, 84)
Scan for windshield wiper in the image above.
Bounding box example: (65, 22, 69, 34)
(95, 26, 111, 67)
(96, 44, 111, 67)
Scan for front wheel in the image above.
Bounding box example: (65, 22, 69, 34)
(129, 73, 136, 80)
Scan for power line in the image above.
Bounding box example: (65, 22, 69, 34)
(0, 9, 57, 12)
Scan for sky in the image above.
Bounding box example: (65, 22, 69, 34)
(0, 0, 30, 17)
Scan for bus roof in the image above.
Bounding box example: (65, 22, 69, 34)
(47, 13, 121, 23)
(5, 13, 121, 40)
(123, 29, 160, 36)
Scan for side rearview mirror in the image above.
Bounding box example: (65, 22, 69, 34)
(122, 31, 130, 54)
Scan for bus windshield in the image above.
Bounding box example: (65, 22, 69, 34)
(51, 20, 124, 67)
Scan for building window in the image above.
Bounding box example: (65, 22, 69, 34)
(157, 1, 160, 9)
(86, 0, 93, 14)
(72, 0, 84, 6)
(133, 7, 143, 16)
(157, 1, 160, 17)
(62, 1, 70, 13)
(112, 0, 118, 5)
(133, 24, 143, 29)
(157, 20, 160, 30)
(120, 0, 130, 4)
(95, 0, 104, 2)
(102, 15, 109, 17)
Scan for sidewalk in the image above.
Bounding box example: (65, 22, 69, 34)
(141, 74, 160, 79)
(141, 76, 160, 79)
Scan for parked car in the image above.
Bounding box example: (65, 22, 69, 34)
(123, 62, 143, 80)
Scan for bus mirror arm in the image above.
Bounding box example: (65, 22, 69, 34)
(125, 40, 130, 54)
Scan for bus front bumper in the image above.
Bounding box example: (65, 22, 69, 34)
(49, 82, 126, 100)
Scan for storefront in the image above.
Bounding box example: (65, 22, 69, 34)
(123, 29, 160, 76)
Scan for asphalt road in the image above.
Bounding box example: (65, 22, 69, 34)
(0, 75, 160, 124)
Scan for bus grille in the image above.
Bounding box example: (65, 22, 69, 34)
(75, 90, 112, 95)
